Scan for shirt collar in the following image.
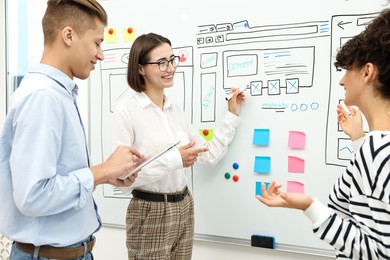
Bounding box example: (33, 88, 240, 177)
(29, 64, 78, 96)
(134, 91, 172, 110)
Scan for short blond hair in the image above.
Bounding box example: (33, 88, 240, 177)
(42, 0, 107, 44)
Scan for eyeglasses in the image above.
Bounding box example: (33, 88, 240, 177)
(143, 56, 180, 72)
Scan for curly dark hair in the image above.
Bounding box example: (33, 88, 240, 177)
(334, 8, 390, 99)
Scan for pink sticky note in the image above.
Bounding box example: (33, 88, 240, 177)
(288, 131, 306, 149)
(288, 156, 305, 173)
(287, 181, 304, 194)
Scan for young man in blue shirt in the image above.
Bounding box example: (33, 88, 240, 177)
(0, 1, 142, 259)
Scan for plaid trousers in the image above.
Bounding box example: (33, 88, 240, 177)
(126, 192, 194, 260)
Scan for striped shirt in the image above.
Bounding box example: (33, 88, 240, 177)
(304, 131, 390, 259)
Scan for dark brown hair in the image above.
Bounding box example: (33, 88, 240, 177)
(42, 0, 107, 44)
(127, 33, 172, 92)
(334, 8, 390, 98)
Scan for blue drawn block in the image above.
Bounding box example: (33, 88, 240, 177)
(256, 181, 270, 197)
(254, 156, 271, 173)
(253, 129, 270, 146)
(286, 78, 299, 94)
(250, 81, 263, 96)
(267, 80, 280, 95)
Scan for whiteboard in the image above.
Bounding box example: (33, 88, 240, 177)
(89, 0, 389, 256)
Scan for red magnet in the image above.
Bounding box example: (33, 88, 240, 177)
(202, 129, 209, 136)
(108, 28, 114, 35)
(232, 175, 239, 182)
(127, 27, 133, 34)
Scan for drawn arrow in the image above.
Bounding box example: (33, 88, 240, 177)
(337, 21, 352, 30)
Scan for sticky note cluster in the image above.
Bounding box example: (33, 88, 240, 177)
(105, 27, 136, 43)
(287, 130, 306, 194)
(253, 129, 271, 174)
(253, 129, 307, 195)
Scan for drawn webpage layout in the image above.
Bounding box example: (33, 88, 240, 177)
(191, 14, 376, 253)
(326, 13, 376, 166)
(88, 1, 385, 254)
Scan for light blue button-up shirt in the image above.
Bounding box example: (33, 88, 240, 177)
(0, 64, 101, 246)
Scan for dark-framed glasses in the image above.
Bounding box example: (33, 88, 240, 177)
(143, 55, 180, 72)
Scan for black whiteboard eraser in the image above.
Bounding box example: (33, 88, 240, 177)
(251, 235, 275, 249)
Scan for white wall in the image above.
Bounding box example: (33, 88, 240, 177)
(0, 0, 6, 124)
(1, 1, 14, 258)
(20, 1, 337, 259)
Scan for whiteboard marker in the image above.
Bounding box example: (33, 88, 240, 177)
(225, 86, 247, 101)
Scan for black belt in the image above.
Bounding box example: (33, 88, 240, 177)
(132, 187, 189, 202)
(15, 237, 95, 259)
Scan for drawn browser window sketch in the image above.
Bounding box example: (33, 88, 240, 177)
(192, 13, 378, 253)
(89, 0, 386, 256)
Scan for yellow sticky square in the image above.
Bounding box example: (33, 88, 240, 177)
(105, 28, 117, 43)
(199, 129, 214, 142)
(123, 27, 136, 43)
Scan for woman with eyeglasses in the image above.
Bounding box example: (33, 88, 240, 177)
(112, 33, 246, 259)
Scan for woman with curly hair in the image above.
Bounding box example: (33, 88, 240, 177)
(257, 8, 390, 260)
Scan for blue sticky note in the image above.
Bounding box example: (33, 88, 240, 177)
(256, 181, 270, 197)
(253, 129, 270, 146)
(254, 156, 271, 173)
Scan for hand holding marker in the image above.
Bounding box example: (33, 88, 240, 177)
(226, 86, 247, 101)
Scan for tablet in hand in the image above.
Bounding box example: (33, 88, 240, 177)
(120, 140, 180, 180)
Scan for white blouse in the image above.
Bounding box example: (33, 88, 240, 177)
(113, 91, 240, 194)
